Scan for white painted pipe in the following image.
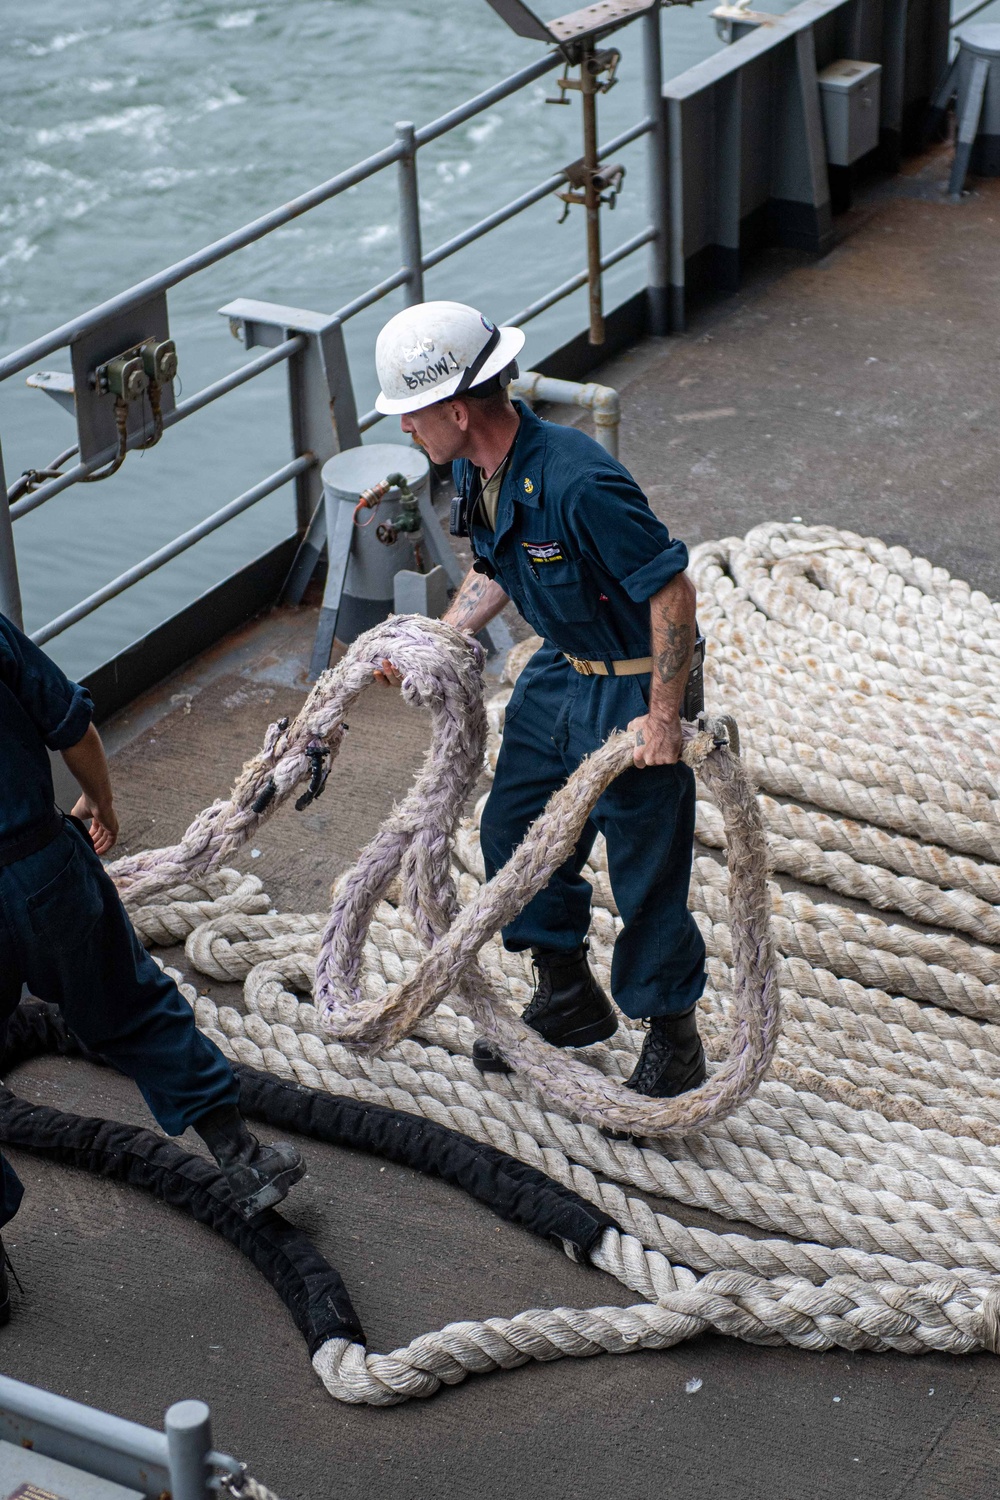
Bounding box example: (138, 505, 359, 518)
(511, 370, 621, 460)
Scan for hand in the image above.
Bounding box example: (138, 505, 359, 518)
(71, 794, 119, 854)
(373, 658, 403, 688)
(628, 712, 683, 768)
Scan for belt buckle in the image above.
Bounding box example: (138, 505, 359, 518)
(567, 654, 593, 676)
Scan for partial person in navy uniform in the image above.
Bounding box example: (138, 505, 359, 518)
(372, 301, 707, 1093)
(0, 613, 306, 1320)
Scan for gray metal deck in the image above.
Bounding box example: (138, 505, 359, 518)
(6, 141, 1000, 1500)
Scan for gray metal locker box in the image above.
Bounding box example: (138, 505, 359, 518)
(818, 60, 882, 165)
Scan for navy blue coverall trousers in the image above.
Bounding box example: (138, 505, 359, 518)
(455, 402, 707, 1021)
(0, 613, 238, 1228)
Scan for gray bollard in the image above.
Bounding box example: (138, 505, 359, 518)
(165, 1399, 213, 1500)
(310, 443, 431, 677)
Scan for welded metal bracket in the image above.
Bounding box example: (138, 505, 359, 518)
(483, 0, 658, 57)
(25, 370, 76, 416)
(219, 298, 361, 549)
(68, 292, 176, 463)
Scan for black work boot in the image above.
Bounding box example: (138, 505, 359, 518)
(194, 1105, 305, 1219)
(473, 943, 618, 1074)
(625, 1006, 707, 1097)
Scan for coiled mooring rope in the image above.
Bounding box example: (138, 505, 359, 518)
(110, 613, 779, 1141)
(27, 522, 1000, 1402)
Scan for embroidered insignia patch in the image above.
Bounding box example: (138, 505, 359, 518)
(523, 477, 535, 495)
(522, 540, 564, 564)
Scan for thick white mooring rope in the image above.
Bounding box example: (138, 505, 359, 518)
(112, 613, 776, 1141)
(120, 524, 1000, 1402)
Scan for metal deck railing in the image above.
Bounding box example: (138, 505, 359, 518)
(0, 0, 952, 698)
(0, 1372, 247, 1500)
(0, 12, 668, 662)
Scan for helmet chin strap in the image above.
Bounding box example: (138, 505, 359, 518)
(453, 324, 502, 395)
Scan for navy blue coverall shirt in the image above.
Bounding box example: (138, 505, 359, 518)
(0, 614, 237, 1227)
(455, 401, 706, 1020)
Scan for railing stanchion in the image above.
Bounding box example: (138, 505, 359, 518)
(642, 2, 671, 337)
(666, 95, 686, 332)
(164, 1401, 213, 1500)
(287, 320, 361, 533)
(0, 438, 23, 628)
(396, 121, 425, 306)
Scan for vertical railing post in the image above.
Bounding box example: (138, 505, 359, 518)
(286, 317, 361, 533)
(0, 437, 24, 628)
(165, 1400, 213, 1500)
(580, 41, 606, 345)
(642, 1, 671, 337)
(667, 96, 687, 332)
(396, 122, 425, 306)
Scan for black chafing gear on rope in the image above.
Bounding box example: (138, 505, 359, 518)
(295, 743, 332, 811)
(0, 1001, 618, 1346)
(251, 780, 278, 815)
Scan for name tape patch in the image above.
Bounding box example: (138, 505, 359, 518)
(522, 540, 564, 564)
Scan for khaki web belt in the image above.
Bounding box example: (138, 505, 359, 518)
(563, 654, 653, 677)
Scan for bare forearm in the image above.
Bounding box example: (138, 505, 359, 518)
(443, 568, 510, 636)
(62, 723, 114, 810)
(648, 571, 696, 721)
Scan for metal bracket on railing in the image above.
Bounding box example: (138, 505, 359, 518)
(71, 291, 177, 466)
(483, 0, 663, 345)
(711, 0, 773, 41)
(556, 156, 626, 221)
(219, 298, 361, 557)
(549, 43, 624, 344)
(22, 305, 178, 486)
(483, 0, 658, 60)
(550, 45, 621, 97)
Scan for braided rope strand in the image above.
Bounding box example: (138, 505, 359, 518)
(119, 525, 1000, 1400)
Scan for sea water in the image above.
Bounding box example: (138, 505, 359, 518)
(2, 0, 838, 674)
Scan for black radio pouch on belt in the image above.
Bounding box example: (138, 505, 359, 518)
(683, 629, 706, 721)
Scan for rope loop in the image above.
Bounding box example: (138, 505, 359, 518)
(110, 614, 777, 1138)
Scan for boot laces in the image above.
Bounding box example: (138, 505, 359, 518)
(631, 1024, 675, 1092)
(522, 957, 554, 1024)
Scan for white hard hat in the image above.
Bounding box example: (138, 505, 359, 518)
(375, 300, 525, 415)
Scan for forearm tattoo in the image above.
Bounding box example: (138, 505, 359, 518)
(444, 571, 508, 633)
(654, 619, 693, 686)
(448, 574, 489, 629)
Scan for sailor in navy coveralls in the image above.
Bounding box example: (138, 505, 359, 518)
(374, 301, 707, 1094)
(0, 613, 305, 1316)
